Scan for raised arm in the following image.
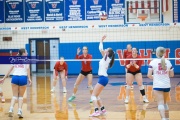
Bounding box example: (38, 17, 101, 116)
(99, 35, 107, 57)
(75, 47, 82, 59)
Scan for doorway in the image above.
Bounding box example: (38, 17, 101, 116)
(29, 38, 59, 73)
(36, 40, 50, 72)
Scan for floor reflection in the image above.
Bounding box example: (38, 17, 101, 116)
(175, 86, 180, 102)
(0, 103, 4, 118)
(30, 75, 54, 113)
(21, 74, 180, 119)
(53, 93, 68, 120)
(68, 102, 80, 120)
(124, 90, 149, 120)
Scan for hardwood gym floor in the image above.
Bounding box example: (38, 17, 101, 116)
(0, 74, 180, 120)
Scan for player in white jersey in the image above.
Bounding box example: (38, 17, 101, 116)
(89, 35, 115, 117)
(147, 47, 174, 120)
(0, 48, 32, 118)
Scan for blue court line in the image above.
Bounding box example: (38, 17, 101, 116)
(109, 82, 153, 86)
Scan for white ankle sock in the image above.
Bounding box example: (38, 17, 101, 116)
(162, 118, 169, 120)
(143, 95, 146, 99)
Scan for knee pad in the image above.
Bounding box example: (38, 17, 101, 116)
(139, 85, 144, 90)
(97, 96, 100, 100)
(87, 85, 93, 90)
(74, 84, 79, 89)
(12, 96, 18, 100)
(61, 77, 66, 80)
(91, 96, 97, 101)
(18, 97, 23, 100)
(0, 87, 2, 93)
(164, 104, 169, 110)
(126, 85, 131, 89)
(158, 104, 165, 111)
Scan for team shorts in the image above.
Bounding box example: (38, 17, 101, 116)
(153, 88, 170, 92)
(11, 75, 28, 86)
(55, 70, 64, 76)
(127, 70, 141, 76)
(98, 76, 109, 87)
(80, 70, 92, 76)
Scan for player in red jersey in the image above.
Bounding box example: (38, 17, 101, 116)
(124, 47, 149, 104)
(68, 46, 93, 103)
(123, 44, 133, 88)
(123, 44, 132, 59)
(51, 57, 68, 93)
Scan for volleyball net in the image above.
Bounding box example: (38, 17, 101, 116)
(0, 23, 180, 75)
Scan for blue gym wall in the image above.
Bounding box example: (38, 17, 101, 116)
(58, 40, 180, 75)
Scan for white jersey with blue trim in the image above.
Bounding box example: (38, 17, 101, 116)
(149, 59, 173, 88)
(13, 64, 29, 76)
(98, 54, 111, 77)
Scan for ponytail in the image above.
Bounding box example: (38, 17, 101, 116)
(109, 52, 115, 68)
(156, 47, 166, 70)
(107, 48, 115, 68)
(161, 56, 166, 70)
(18, 48, 26, 56)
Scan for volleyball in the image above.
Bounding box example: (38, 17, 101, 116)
(99, 11, 107, 20)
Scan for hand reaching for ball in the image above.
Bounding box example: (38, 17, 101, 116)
(101, 35, 107, 42)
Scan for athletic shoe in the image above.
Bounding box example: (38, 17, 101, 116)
(63, 88, 67, 93)
(17, 110, 23, 118)
(89, 111, 100, 117)
(124, 97, 129, 104)
(100, 109, 107, 115)
(8, 108, 13, 117)
(51, 88, 55, 92)
(68, 96, 76, 102)
(89, 99, 93, 103)
(143, 98, 149, 103)
(1, 97, 5, 103)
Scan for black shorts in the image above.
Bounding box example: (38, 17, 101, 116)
(80, 70, 92, 76)
(127, 70, 141, 76)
